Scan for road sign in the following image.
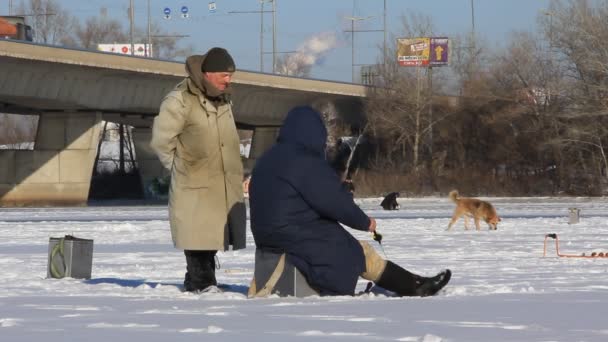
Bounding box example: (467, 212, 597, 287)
(98, 44, 153, 57)
(209, 2, 217, 13)
(163, 7, 171, 20)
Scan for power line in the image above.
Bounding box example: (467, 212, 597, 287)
(150, 34, 189, 38)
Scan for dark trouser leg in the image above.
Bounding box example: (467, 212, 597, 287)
(183, 250, 217, 292)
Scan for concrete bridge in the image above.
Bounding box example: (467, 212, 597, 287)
(0, 40, 367, 206)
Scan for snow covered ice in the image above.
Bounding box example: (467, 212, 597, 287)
(1, 196, 608, 341)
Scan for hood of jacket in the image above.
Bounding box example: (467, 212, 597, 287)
(185, 54, 232, 99)
(277, 106, 327, 157)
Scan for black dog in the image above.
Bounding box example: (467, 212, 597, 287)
(380, 192, 400, 210)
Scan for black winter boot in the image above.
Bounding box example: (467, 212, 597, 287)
(183, 250, 217, 292)
(375, 261, 422, 296)
(415, 269, 451, 297)
(375, 261, 451, 297)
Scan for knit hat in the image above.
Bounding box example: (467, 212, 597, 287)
(201, 47, 236, 72)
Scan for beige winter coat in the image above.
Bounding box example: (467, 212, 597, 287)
(150, 55, 246, 251)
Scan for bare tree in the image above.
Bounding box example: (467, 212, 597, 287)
(364, 11, 438, 171)
(546, 0, 608, 112)
(551, 123, 608, 181)
(72, 14, 191, 59)
(534, 0, 608, 191)
(17, 0, 78, 46)
(16, 1, 191, 59)
(143, 23, 193, 60)
(74, 15, 127, 49)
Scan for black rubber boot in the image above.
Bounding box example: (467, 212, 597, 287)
(183, 250, 217, 292)
(415, 269, 451, 297)
(375, 261, 451, 297)
(375, 261, 423, 296)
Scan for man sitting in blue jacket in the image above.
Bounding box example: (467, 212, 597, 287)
(249, 106, 451, 297)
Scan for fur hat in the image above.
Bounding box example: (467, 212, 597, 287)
(201, 47, 236, 72)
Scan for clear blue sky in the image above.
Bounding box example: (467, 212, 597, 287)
(5, 0, 551, 83)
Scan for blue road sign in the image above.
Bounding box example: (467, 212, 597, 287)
(163, 7, 171, 15)
(181, 6, 188, 14)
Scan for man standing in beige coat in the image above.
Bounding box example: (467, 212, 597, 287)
(150, 47, 246, 293)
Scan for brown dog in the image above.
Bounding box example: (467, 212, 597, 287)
(447, 190, 501, 231)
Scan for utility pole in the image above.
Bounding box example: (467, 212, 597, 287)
(383, 0, 387, 65)
(260, 0, 264, 71)
(272, 0, 277, 73)
(428, 66, 433, 156)
(470, 0, 475, 52)
(543, 11, 553, 46)
(229, 1, 276, 73)
(344, 15, 382, 83)
(8, 0, 12, 15)
(350, 17, 355, 83)
(147, 0, 151, 57)
(129, 0, 135, 56)
(543, 10, 554, 108)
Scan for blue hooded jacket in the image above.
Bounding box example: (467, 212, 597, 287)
(249, 106, 370, 295)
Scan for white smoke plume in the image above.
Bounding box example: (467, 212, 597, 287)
(275, 31, 338, 77)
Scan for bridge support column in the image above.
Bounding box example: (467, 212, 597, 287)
(244, 127, 280, 171)
(0, 112, 102, 206)
(131, 127, 168, 200)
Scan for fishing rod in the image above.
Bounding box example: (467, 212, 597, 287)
(543, 233, 608, 258)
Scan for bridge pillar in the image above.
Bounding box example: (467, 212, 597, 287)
(131, 127, 168, 199)
(0, 112, 102, 206)
(244, 127, 280, 172)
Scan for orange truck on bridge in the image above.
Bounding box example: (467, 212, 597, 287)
(0, 16, 33, 41)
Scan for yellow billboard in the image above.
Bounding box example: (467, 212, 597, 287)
(397, 37, 449, 67)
